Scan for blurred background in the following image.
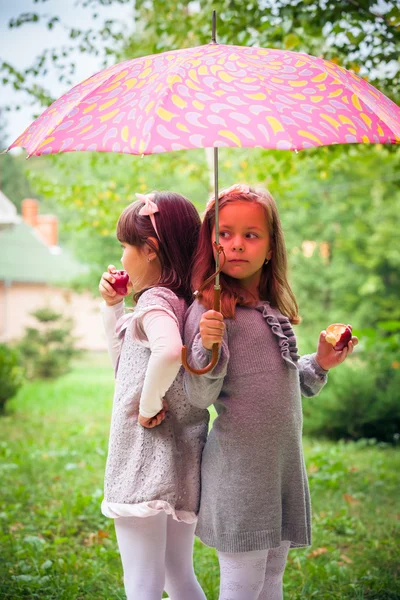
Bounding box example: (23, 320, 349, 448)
(0, 1, 399, 598)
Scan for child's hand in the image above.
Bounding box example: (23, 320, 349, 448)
(315, 327, 359, 371)
(200, 310, 225, 350)
(99, 264, 130, 306)
(138, 400, 168, 428)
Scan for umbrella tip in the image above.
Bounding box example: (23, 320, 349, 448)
(212, 10, 217, 44)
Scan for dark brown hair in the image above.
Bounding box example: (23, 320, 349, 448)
(192, 185, 301, 323)
(117, 191, 200, 304)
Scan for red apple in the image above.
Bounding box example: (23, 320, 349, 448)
(325, 323, 352, 351)
(110, 270, 130, 296)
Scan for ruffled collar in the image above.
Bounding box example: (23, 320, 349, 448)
(255, 301, 300, 370)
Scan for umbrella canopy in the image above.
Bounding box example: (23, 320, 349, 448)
(9, 43, 400, 158)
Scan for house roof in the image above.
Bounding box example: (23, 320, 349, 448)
(0, 221, 87, 284)
(0, 190, 20, 225)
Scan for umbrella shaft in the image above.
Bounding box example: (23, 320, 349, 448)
(214, 146, 220, 290)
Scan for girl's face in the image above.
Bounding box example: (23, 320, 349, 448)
(120, 241, 161, 292)
(212, 201, 272, 293)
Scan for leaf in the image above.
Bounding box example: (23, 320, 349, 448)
(340, 553, 353, 564)
(24, 535, 46, 548)
(284, 33, 300, 49)
(83, 529, 109, 546)
(343, 493, 361, 505)
(307, 463, 319, 474)
(308, 547, 328, 558)
(377, 320, 400, 332)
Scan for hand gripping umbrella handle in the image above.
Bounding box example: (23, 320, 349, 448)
(181, 287, 221, 375)
(181, 243, 225, 375)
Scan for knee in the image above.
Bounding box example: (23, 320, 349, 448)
(165, 555, 193, 581)
(124, 573, 165, 600)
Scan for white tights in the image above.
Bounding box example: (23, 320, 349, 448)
(218, 541, 290, 600)
(114, 512, 206, 600)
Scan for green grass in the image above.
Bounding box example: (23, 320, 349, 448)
(0, 353, 399, 599)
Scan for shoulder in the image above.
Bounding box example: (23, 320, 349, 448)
(137, 286, 182, 308)
(136, 287, 186, 323)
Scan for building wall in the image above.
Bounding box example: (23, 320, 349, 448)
(0, 281, 107, 351)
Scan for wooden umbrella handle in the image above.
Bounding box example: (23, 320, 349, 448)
(181, 342, 219, 375)
(181, 287, 221, 375)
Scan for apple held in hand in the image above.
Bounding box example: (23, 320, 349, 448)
(325, 323, 352, 351)
(110, 270, 130, 296)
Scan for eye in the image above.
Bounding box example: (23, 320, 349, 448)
(219, 231, 230, 239)
(246, 232, 258, 239)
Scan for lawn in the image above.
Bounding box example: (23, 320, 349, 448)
(0, 353, 399, 599)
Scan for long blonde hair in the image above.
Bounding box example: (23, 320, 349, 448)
(192, 184, 301, 323)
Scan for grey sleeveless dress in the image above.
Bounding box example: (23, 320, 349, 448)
(102, 287, 209, 522)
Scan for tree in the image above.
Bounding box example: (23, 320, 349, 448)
(18, 307, 80, 379)
(0, 343, 24, 412)
(2, 0, 399, 115)
(134, 0, 400, 101)
(0, 116, 34, 209)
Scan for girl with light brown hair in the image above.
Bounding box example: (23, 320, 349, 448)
(184, 184, 358, 600)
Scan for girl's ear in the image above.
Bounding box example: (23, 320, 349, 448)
(266, 248, 273, 261)
(143, 237, 159, 262)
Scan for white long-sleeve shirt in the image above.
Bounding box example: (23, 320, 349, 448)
(101, 300, 182, 418)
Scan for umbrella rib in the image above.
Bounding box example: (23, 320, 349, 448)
(25, 60, 137, 156)
(140, 46, 209, 155)
(301, 55, 400, 141)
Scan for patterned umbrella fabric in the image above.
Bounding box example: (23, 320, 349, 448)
(9, 43, 400, 157)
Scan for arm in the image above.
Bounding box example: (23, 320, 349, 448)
(298, 353, 328, 397)
(101, 300, 125, 370)
(183, 303, 229, 409)
(138, 309, 182, 419)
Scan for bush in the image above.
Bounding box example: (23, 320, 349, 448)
(18, 307, 81, 380)
(302, 359, 400, 444)
(0, 343, 24, 411)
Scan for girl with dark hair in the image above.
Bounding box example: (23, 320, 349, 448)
(183, 184, 358, 600)
(99, 191, 207, 600)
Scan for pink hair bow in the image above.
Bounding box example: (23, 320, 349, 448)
(136, 193, 160, 239)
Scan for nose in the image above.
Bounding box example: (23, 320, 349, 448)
(232, 238, 244, 252)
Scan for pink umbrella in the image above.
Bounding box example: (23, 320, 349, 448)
(8, 13, 400, 373)
(9, 45, 400, 157)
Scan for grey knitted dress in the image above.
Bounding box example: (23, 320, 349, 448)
(183, 300, 328, 552)
(102, 288, 209, 522)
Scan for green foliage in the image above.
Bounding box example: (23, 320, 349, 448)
(2, 0, 399, 116)
(25, 147, 211, 291)
(134, 0, 400, 101)
(0, 343, 24, 412)
(0, 117, 34, 209)
(303, 356, 400, 443)
(0, 356, 399, 599)
(17, 307, 80, 380)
